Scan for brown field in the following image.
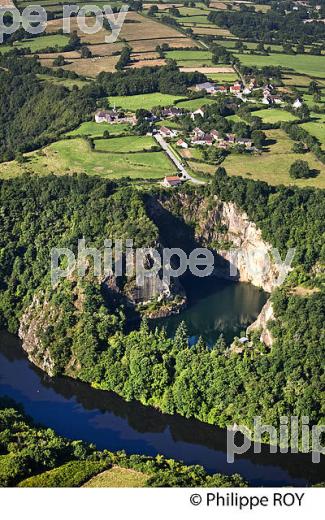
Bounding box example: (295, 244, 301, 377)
(130, 37, 196, 52)
(0, 0, 14, 5)
(210, 2, 228, 9)
(180, 66, 234, 73)
(119, 11, 191, 41)
(132, 51, 160, 60)
(62, 56, 120, 76)
(87, 42, 124, 57)
(192, 27, 234, 37)
(128, 58, 166, 68)
(45, 17, 111, 44)
(37, 51, 81, 60)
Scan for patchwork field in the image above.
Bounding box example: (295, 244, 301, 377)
(0, 138, 175, 180)
(109, 93, 185, 111)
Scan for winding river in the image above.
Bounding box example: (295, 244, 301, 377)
(0, 279, 324, 486)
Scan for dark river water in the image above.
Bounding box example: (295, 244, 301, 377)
(0, 280, 324, 486)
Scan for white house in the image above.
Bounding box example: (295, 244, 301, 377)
(293, 98, 303, 109)
(190, 108, 205, 120)
(176, 139, 188, 149)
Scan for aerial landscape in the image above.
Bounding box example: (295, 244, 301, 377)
(0, 0, 324, 505)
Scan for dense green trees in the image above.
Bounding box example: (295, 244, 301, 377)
(0, 175, 323, 450)
(0, 57, 95, 161)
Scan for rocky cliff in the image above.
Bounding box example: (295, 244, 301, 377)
(246, 299, 275, 347)
(157, 193, 284, 293)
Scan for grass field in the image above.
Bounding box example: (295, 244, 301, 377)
(166, 50, 212, 63)
(36, 74, 90, 90)
(0, 34, 69, 54)
(175, 97, 217, 110)
(94, 135, 156, 152)
(205, 72, 238, 82)
(0, 138, 175, 180)
(301, 112, 325, 147)
(221, 129, 325, 188)
(252, 108, 298, 124)
(67, 122, 131, 137)
(236, 53, 325, 78)
(82, 467, 148, 488)
(109, 93, 185, 111)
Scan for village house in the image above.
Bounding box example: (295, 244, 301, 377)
(293, 98, 303, 109)
(210, 129, 224, 142)
(215, 85, 228, 94)
(236, 137, 253, 148)
(191, 132, 213, 146)
(192, 127, 205, 139)
(163, 176, 183, 188)
(159, 126, 178, 138)
(229, 82, 242, 94)
(176, 139, 188, 149)
(190, 108, 205, 120)
(161, 106, 183, 118)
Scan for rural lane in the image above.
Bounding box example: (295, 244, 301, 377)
(154, 134, 205, 185)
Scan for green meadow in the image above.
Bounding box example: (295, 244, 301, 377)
(0, 34, 69, 54)
(166, 50, 213, 63)
(176, 97, 217, 110)
(252, 108, 298, 124)
(94, 135, 156, 153)
(109, 93, 185, 111)
(301, 112, 325, 147)
(236, 53, 325, 78)
(0, 138, 174, 180)
(67, 122, 131, 138)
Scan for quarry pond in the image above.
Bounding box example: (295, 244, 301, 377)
(1, 279, 324, 486)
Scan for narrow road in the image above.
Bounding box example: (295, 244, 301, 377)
(154, 133, 205, 185)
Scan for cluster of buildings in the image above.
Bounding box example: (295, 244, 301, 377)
(262, 84, 284, 105)
(95, 109, 136, 125)
(194, 80, 252, 96)
(190, 127, 253, 149)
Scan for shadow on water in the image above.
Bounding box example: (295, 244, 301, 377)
(0, 332, 324, 487)
(151, 275, 267, 345)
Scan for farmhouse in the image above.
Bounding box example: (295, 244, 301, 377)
(215, 85, 228, 94)
(194, 82, 217, 94)
(95, 109, 136, 125)
(192, 127, 205, 139)
(159, 126, 177, 138)
(229, 82, 242, 94)
(163, 176, 182, 188)
(191, 133, 213, 146)
(237, 137, 253, 148)
(176, 139, 188, 149)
